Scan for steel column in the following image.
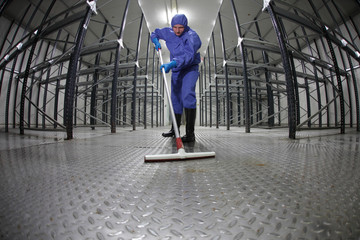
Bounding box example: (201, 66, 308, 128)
(131, 13, 144, 130)
(308, 0, 345, 133)
(0, 20, 14, 92)
(54, 33, 70, 128)
(151, 48, 155, 128)
(3, 4, 31, 131)
(200, 59, 205, 126)
(233, 47, 241, 127)
(254, 21, 274, 127)
(293, 30, 312, 128)
(325, 37, 346, 133)
(35, 40, 47, 129)
(143, 33, 150, 129)
(74, 57, 83, 127)
(231, 0, 251, 132)
(5, 59, 17, 132)
(207, 45, 212, 128)
(218, 12, 230, 130)
(64, 2, 94, 139)
(156, 59, 159, 127)
(330, 0, 360, 131)
(266, 2, 296, 139)
(313, 40, 331, 127)
(91, 21, 108, 129)
(111, 0, 130, 133)
(211, 32, 219, 129)
(348, 55, 360, 131)
(323, 0, 358, 128)
(20, 0, 56, 134)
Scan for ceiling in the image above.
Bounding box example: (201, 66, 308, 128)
(1, 0, 360, 68)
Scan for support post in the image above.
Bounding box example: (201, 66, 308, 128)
(218, 12, 230, 130)
(230, 0, 251, 132)
(131, 13, 144, 131)
(64, 1, 94, 139)
(265, 2, 297, 139)
(111, 0, 130, 133)
(143, 33, 150, 129)
(20, 0, 56, 134)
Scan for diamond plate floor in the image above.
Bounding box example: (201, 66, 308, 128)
(0, 126, 359, 240)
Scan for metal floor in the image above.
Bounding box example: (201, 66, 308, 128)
(0, 126, 359, 240)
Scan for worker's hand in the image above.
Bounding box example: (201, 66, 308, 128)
(160, 60, 177, 73)
(151, 38, 161, 51)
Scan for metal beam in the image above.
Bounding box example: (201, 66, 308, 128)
(111, 0, 130, 133)
(266, 2, 297, 139)
(64, 2, 94, 139)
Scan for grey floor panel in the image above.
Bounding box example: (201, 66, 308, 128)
(0, 127, 359, 240)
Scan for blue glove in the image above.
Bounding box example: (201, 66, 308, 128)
(160, 60, 177, 73)
(151, 38, 161, 51)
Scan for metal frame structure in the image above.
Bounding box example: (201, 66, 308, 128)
(0, 0, 164, 140)
(0, 0, 359, 139)
(200, 0, 360, 138)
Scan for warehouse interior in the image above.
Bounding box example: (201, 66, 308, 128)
(0, 0, 360, 239)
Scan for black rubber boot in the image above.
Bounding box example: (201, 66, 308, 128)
(181, 108, 196, 142)
(162, 114, 182, 137)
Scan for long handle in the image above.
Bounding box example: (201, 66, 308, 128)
(158, 49, 182, 146)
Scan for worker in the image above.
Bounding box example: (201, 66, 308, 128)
(151, 14, 202, 142)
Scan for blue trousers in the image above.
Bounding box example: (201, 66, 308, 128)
(171, 65, 199, 114)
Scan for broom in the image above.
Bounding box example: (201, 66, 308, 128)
(144, 49, 216, 162)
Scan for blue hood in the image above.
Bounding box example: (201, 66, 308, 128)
(171, 14, 188, 28)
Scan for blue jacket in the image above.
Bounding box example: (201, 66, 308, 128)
(151, 14, 202, 72)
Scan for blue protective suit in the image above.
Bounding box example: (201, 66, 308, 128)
(151, 14, 202, 114)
